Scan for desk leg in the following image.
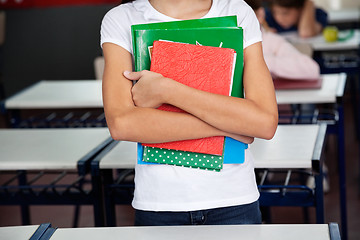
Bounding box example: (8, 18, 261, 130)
(91, 169, 106, 227)
(18, 171, 30, 225)
(349, 75, 360, 139)
(103, 169, 116, 227)
(337, 103, 348, 240)
(315, 168, 324, 223)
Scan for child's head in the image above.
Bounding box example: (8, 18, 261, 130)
(269, 0, 306, 29)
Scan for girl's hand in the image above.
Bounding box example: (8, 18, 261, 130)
(123, 70, 171, 108)
(298, 0, 321, 37)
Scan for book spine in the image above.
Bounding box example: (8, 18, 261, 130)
(131, 25, 140, 72)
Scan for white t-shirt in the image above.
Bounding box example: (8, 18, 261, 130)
(100, 0, 262, 212)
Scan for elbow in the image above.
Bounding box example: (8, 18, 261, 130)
(299, 29, 316, 38)
(261, 113, 278, 140)
(107, 116, 134, 142)
(299, 31, 313, 39)
(109, 128, 125, 142)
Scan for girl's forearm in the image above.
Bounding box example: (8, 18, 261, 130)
(160, 77, 276, 140)
(105, 104, 228, 143)
(106, 105, 255, 144)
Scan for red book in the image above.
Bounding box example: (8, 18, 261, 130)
(142, 40, 236, 155)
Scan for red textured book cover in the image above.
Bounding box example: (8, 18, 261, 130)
(142, 40, 236, 155)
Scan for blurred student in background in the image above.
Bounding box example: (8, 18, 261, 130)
(245, 0, 320, 80)
(265, 0, 328, 38)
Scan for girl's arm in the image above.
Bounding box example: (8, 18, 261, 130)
(125, 42, 278, 140)
(102, 42, 254, 144)
(298, 0, 323, 38)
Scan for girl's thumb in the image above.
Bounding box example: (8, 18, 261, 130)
(123, 70, 133, 79)
(123, 70, 143, 81)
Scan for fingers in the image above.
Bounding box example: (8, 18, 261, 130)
(123, 70, 147, 81)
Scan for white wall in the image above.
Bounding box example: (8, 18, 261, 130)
(314, 0, 360, 10)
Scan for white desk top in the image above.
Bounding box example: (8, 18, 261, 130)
(0, 128, 110, 170)
(50, 224, 331, 240)
(251, 124, 319, 169)
(4, 80, 103, 109)
(4, 74, 345, 109)
(276, 73, 346, 104)
(99, 125, 322, 170)
(0, 225, 40, 240)
(281, 29, 360, 51)
(99, 140, 137, 169)
(328, 8, 360, 24)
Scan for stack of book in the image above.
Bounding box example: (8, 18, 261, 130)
(131, 16, 246, 171)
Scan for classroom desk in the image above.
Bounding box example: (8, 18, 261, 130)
(90, 140, 137, 227)
(252, 124, 327, 224)
(0, 128, 112, 226)
(282, 29, 360, 52)
(0, 223, 341, 240)
(4, 80, 102, 109)
(0, 225, 41, 240)
(281, 30, 360, 74)
(275, 73, 348, 240)
(328, 8, 360, 26)
(91, 124, 327, 227)
(3, 75, 343, 106)
(0, 223, 58, 240)
(276, 73, 346, 105)
(1, 80, 104, 127)
(251, 124, 325, 169)
(50, 224, 341, 240)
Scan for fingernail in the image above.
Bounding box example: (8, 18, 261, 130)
(123, 70, 131, 76)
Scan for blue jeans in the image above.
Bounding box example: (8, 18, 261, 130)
(134, 200, 262, 226)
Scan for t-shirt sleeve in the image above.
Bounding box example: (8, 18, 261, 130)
(100, 8, 132, 53)
(316, 8, 328, 28)
(238, 7, 262, 49)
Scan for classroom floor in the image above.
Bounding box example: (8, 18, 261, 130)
(0, 80, 359, 240)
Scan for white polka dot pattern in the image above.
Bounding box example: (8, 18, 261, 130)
(143, 146, 223, 171)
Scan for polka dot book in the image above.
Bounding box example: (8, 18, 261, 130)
(143, 146, 224, 171)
